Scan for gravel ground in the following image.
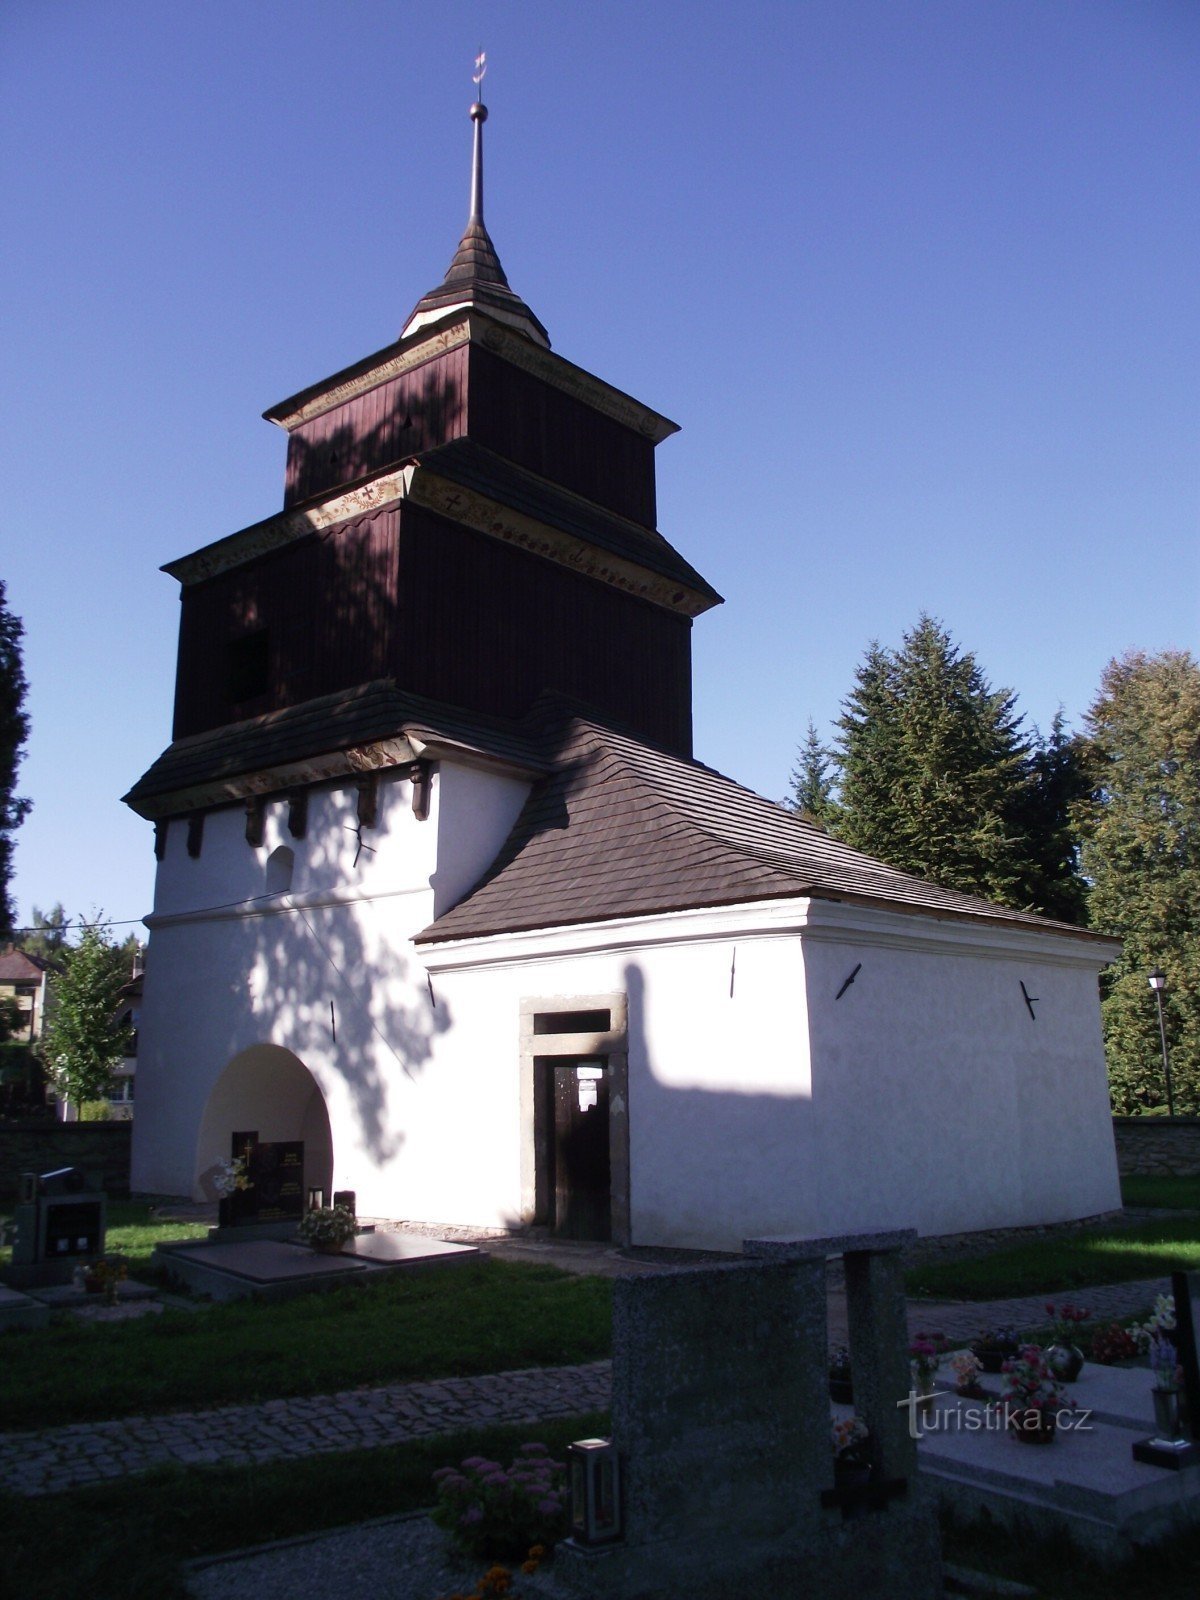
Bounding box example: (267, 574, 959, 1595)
(185, 1512, 560, 1600)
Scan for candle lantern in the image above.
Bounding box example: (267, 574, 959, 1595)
(567, 1437, 622, 1545)
(306, 1187, 325, 1212)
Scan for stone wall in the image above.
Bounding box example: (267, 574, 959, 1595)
(0, 1122, 131, 1200)
(1113, 1118, 1200, 1178)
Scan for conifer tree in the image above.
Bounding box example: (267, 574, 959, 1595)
(1077, 649, 1200, 1112)
(834, 616, 1037, 905)
(787, 719, 838, 828)
(0, 581, 30, 938)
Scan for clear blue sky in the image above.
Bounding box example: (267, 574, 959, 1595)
(2, 0, 1197, 937)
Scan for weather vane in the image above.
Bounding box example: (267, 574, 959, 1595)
(473, 49, 487, 101)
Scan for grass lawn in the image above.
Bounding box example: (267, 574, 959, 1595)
(0, 1257, 611, 1429)
(1, 1412, 610, 1600)
(0, 1198, 211, 1280)
(1120, 1174, 1200, 1210)
(906, 1214, 1200, 1301)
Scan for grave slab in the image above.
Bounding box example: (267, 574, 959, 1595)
(155, 1230, 479, 1301)
(342, 1232, 481, 1266)
(904, 1358, 1200, 1556)
(0, 1283, 50, 1333)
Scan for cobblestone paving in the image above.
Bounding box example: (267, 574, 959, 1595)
(0, 1269, 1171, 1499)
(0, 1361, 612, 1498)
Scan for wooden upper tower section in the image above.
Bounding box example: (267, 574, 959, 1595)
(163, 96, 721, 763)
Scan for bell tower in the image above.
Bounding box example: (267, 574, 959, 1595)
(158, 92, 721, 768)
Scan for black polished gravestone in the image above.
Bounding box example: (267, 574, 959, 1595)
(221, 1140, 305, 1227)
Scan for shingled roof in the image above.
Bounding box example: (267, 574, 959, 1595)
(417, 709, 1110, 945)
(123, 680, 546, 819)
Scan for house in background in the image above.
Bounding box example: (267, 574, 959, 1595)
(124, 97, 1121, 1248)
(0, 946, 52, 1044)
(107, 969, 142, 1119)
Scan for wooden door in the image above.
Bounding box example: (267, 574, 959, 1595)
(551, 1060, 611, 1241)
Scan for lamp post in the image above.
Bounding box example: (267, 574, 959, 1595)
(1148, 968, 1175, 1119)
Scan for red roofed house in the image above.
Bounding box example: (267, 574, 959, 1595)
(124, 99, 1120, 1247)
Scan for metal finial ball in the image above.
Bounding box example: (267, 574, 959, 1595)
(470, 102, 488, 122)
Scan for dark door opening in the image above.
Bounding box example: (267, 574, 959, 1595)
(534, 1057, 611, 1241)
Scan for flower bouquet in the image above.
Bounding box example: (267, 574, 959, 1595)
(1001, 1345, 1071, 1443)
(296, 1203, 358, 1251)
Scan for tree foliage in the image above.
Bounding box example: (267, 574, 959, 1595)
(0, 581, 31, 938)
(787, 719, 838, 828)
(1077, 649, 1200, 1113)
(831, 615, 1084, 917)
(39, 923, 132, 1110)
(21, 902, 70, 961)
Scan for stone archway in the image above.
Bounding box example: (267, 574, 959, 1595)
(194, 1044, 333, 1203)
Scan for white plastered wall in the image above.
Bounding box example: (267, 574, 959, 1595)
(130, 759, 531, 1210)
(424, 899, 1120, 1249)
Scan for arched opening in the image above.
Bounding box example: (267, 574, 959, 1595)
(265, 844, 295, 894)
(194, 1044, 333, 1203)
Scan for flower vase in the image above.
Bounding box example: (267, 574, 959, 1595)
(1046, 1343, 1084, 1382)
(1152, 1386, 1183, 1445)
(1008, 1407, 1056, 1444)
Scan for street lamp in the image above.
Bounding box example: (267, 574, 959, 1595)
(1148, 968, 1175, 1118)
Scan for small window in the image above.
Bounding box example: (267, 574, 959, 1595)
(226, 630, 270, 703)
(533, 1010, 611, 1035)
(266, 845, 295, 895)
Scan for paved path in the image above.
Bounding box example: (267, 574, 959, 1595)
(0, 1361, 612, 1498)
(0, 1270, 1172, 1499)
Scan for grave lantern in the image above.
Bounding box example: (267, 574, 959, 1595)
(567, 1437, 621, 1545)
(306, 1187, 325, 1211)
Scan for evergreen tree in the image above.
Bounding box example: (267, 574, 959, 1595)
(1017, 710, 1090, 925)
(787, 719, 838, 828)
(834, 616, 1036, 905)
(39, 923, 132, 1111)
(20, 903, 70, 961)
(1077, 649, 1200, 1113)
(0, 581, 30, 938)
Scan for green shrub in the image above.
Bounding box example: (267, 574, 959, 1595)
(78, 1100, 114, 1122)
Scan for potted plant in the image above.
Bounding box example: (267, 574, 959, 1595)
(1001, 1345, 1071, 1443)
(1088, 1321, 1140, 1367)
(828, 1344, 853, 1404)
(910, 1331, 949, 1403)
(432, 1443, 570, 1560)
(1149, 1334, 1186, 1444)
(949, 1351, 986, 1399)
(831, 1417, 872, 1487)
(970, 1326, 1021, 1373)
(1044, 1302, 1090, 1381)
(296, 1202, 358, 1253)
(83, 1257, 127, 1306)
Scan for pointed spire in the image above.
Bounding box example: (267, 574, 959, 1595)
(401, 80, 550, 348)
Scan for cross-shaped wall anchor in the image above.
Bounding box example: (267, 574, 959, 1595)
(1020, 981, 1039, 1021)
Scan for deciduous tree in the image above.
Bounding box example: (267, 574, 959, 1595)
(39, 923, 132, 1111)
(1078, 649, 1200, 1112)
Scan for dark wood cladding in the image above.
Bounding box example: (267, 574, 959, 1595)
(172, 501, 692, 755)
(284, 345, 468, 507)
(281, 340, 657, 529)
(395, 504, 692, 754)
(467, 346, 656, 527)
(172, 510, 400, 738)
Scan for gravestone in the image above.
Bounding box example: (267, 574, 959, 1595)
(551, 1229, 940, 1599)
(7, 1168, 107, 1287)
(222, 1139, 304, 1227)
